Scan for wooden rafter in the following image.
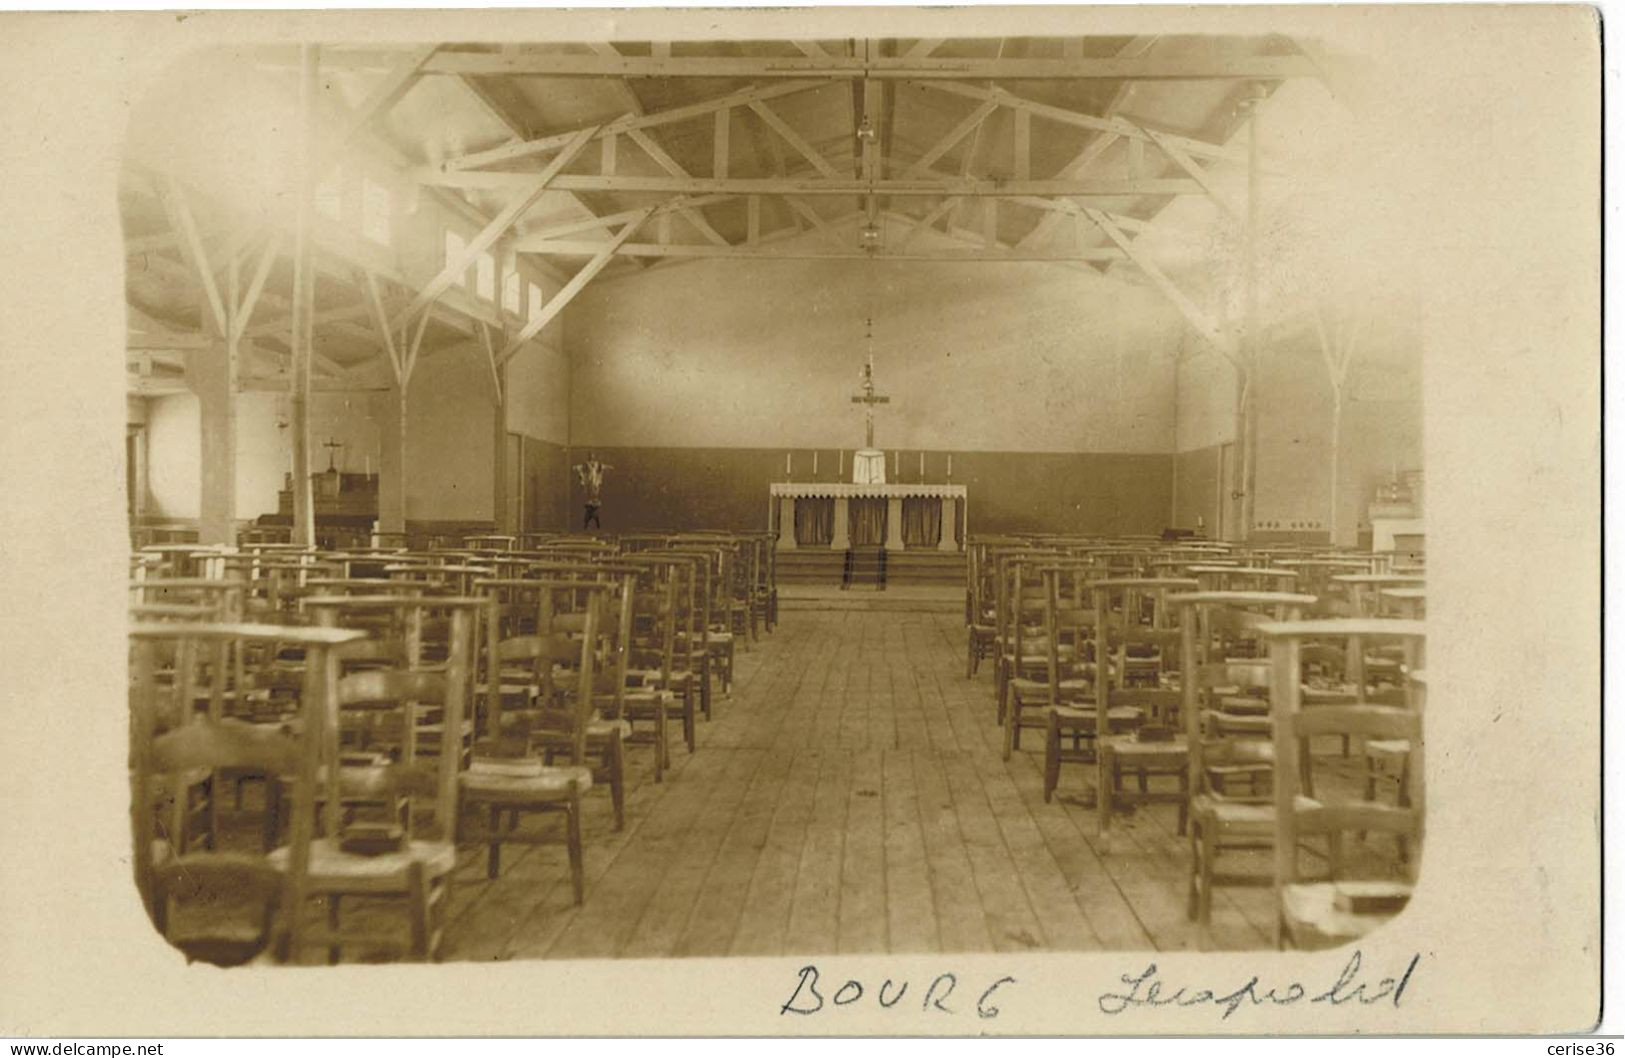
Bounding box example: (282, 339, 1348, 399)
(1015, 35, 1158, 251)
(921, 80, 1244, 161)
(415, 170, 1205, 198)
(390, 125, 598, 332)
(898, 196, 961, 251)
(514, 237, 1122, 263)
(1141, 125, 1238, 219)
(748, 99, 842, 178)
(624, 128, 730, 245)
(320, 45, 439, 172)
(782, 196, 845, 250)
(446, 80, 822, 172)
(500, 208, 655, 364)
(1084, 207, 1238, 362)
(904, 98, 997, 178)
(337, 49, 1316, 83)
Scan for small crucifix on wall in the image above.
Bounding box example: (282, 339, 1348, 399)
(322, 437, 344, 472)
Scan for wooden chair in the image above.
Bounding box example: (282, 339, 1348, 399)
(664, 549, 717, 719)
(622, 558, 683, 779)
(992, 548, 1063, 733)
(1175, 590, 1318, 946)
(533, 572, 636, 831)
(269, 604, 478, 962)
(1089, 578, 1198, 835)
(964, 536, 1020, 678)
(1002, 555, 1084, 757)
(674, 542, 737, 694)
(459, 581, 607, 902)
(1262, 618, 1426, 949)
(475, 574, 627, 830)
(130, 622, 361, 965)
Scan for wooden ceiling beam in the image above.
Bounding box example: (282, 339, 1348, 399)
(394, 50, 1315, 82)
(415, 169, 1206, 198)
(445, 80, 823, 172)
(1084, 206, 1238, 361)
(518, 194, 735, 244)
(512, 237, 1123, 263)
(782, 196, 848, 250)
(1015, 35, 1158, 251)
(389, 125, 598, 333)
(747, 99, 843, 179)
(498, 208, 654, 364)
(903, 98, 997, 178)
(320, 45, 439, 174)
(624, 128, 731, 245)
(920, 80, 1244, 161)
(1141, 124, 1239, 219)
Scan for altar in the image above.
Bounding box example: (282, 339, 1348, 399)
(771, 482, 966, 553)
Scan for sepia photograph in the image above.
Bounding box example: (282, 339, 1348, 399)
(0, 2, 1604, 1039)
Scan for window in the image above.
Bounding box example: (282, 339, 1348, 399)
(502, 268, 522, 315)
(315, 167, 343, 221)
(475, 252, 495, 302)
(444, 230, 468, 288)
(527, 282, 542, 321)
(361, 176, 392, 245)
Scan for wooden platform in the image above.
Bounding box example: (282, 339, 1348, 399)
(431, 608, 1312, 959)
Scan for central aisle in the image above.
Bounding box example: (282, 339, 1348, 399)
(437, 610, 1276, 960)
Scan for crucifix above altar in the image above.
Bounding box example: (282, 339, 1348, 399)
(851, 327, 889, 485)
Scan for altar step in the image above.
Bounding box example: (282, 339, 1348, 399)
(777, 548, 965, 588)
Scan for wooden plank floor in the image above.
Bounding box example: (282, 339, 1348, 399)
(435, 607, 1313, 960)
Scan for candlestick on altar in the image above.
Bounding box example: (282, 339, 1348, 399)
(813, 450, 819, 474)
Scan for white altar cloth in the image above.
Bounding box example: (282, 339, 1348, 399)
(769, 482, 966, 552)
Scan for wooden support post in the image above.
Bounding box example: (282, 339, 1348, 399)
(1238, 87, 1264, 542)
(185, 340, 237, 546)
(289, 44, 320, 547)
(374, 381, 407, 536)
(494, 371, 511, 533)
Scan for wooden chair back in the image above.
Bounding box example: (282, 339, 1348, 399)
(129, 622, 362, 964)
(1261, 618, 1426, 944)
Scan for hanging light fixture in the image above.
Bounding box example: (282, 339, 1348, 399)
(856, 114, 877, 144)
(859, 221, 882, 253)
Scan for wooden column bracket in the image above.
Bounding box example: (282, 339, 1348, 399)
(229, 231, 284, 347)
(362, 271, 405, 389)
(160, 180, 227, 336)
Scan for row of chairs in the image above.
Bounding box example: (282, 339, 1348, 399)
(129, 530, 776, 965)
(963, 534, 1426, 950)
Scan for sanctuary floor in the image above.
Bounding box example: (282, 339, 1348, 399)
(432, 609, 1288, 959)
